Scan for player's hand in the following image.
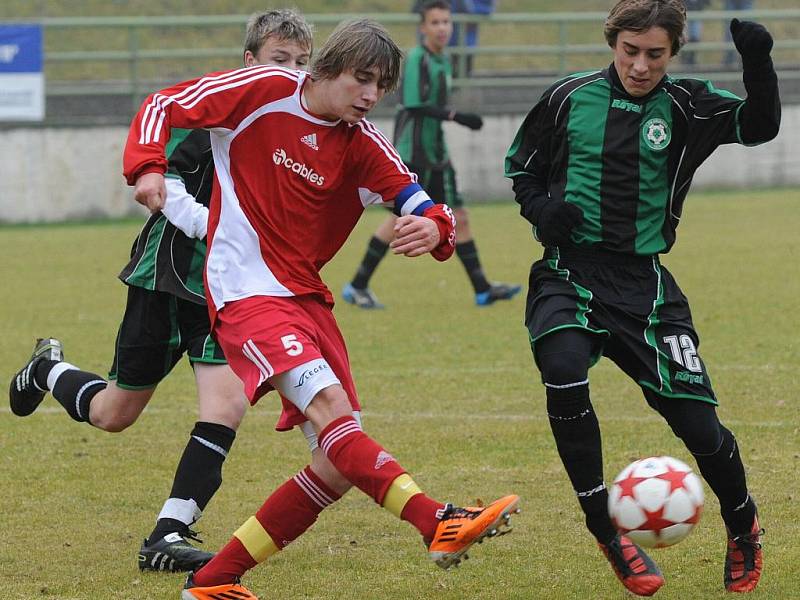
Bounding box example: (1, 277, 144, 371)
(453, 112, 483, 131)
(536, 200, 583, 246)
(730, 19, 773, 66)
(390, 215, 440, 257)
(133, 172, 167, 213)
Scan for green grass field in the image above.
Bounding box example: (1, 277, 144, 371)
(0, 190, 798, 599)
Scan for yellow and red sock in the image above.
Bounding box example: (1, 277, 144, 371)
(319, 416, 443, 540)
(193, 466, 341, 586)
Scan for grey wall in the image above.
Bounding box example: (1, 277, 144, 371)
(1, 106, 798, 223)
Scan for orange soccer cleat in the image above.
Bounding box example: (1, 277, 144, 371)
(181, 573, 258, 600)
(599, 534, 664, 597)
(428, 494, 520, 569)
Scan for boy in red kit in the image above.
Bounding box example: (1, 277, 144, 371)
(124, 18, 519, 599)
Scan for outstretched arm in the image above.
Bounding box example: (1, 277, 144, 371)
(730, 19, 781, 143)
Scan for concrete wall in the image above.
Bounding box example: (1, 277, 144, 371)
(1, 106, 798, 223)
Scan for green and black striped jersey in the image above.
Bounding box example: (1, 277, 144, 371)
(506, 63, 780, 255)
(394, 45, 452, 168)
(118, 128, 213, 304)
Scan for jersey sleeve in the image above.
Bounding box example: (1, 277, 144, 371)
(351, 120, 429, 212)
(401, 48, 428, 109)
(123, 66, 299, 185)
(686, 79, 745, 147)
(504, 86, 559, 225)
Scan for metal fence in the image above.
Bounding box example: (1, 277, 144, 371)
(5, 9, 800, 125)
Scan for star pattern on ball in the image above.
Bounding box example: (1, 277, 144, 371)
(655, 464, 690, 494)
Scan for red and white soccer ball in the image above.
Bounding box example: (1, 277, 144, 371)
(608, 455, 704, 548)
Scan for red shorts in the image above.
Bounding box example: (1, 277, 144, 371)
(213, 295, 360, 431)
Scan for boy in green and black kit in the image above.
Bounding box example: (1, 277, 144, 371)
(343, 0, 520, 308)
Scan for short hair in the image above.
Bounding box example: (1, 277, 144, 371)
(419, 0, 452, 21)
(604, 0, 687, 56)
(311, 19, 403, 92)
(243, 9, 314, 57)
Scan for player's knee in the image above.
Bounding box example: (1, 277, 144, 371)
(454, 207, 469, 229)
(90, 409, 139, 432)
(661, 400, 723, 455)
(311, 449, 352, 496)
(306, 385, 353, 429)
(537, 351, 589, 386)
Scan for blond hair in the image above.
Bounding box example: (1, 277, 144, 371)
(243, 9, 313, 57)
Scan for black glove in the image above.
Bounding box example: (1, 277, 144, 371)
(452, 112, 483, 130)
(730, 19, 773, 69)
(536, 200, 583, 246)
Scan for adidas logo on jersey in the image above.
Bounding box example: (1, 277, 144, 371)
(300, 133, 319, 151)
(272, 148, 325, 186)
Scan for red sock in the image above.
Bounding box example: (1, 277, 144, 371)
(319, 415, 406, 504)
(193, 466, 341, 586)
(193, 537, 255, 587)
(401, 493, 444, 542)
(258, 466, 341, 547)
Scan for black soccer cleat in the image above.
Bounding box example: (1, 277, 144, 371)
(138, 530, 215, 573)
(9, 337, 64, 417)
(475, 283, 522, 306)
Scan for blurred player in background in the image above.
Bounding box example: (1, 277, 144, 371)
(506, 0, 779, 595)
(343, 0, 520, 309)
(124, 18, 519, 600)
(9, 9, 319, 575)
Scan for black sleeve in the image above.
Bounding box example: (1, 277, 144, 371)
(405, 105, 451, 120)
(504, 91, 557, 226)
(738, 58, 781, 144)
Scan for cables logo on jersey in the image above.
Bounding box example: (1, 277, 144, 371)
(272, 148, 325, 186)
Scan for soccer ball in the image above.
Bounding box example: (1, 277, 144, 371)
(608, 455, 704, 548)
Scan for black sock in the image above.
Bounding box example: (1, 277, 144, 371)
(149, 421, 236, 542)
(351, 236, 389, 290)
(43, 363, 107, 423)
(456, 240, 490, 294)
(547, 383, 616, 544)
(692, 426, 755, 536)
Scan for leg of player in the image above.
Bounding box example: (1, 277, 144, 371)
(8, 337, 154, 430)
(536, 330, 664, 597)
(183, 414, 353, 597)
(139, 363, 247, 573)
(183, 379, 519, 597)
(342, 214, 397, 309)
(645, 391, 763, 592)
(454, 208, 521, 307)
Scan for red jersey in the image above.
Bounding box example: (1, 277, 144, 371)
(123, 66, 434, 316)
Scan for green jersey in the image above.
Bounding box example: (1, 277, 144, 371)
(505, 64, 780, 255)
(394, 45, 452, 168)
(118, 128, 213, 304)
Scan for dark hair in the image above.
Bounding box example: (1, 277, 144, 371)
(243, 9, 313, 57)
(419, 1, 451, 21)
(311, 19, 403, 91)
(604, 0, 687, 56)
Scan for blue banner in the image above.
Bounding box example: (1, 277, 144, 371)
(0, 24, 43, 73)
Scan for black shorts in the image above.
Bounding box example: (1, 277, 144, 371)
(109, 286, 226, 389)
(525, 247, 717, 404)
(408, 161, 463, 209)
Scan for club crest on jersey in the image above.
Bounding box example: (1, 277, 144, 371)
(272, 148, 325, 186)
(300, 133, 319, 151)
(643, 118, 671, 150)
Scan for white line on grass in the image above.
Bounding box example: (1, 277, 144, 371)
(1, 406, 790, 428)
